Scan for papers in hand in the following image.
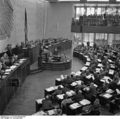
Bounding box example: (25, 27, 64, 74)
(79, 99, 91, 106)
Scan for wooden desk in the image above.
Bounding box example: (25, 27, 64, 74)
(42, 59, 72, 71)
(23, 44, 40, 64)
(0, 58, 30, 114)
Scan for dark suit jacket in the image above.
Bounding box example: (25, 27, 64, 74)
(72, 92, 84, 102)
(42, 99, 53, 111)
(6, 50, 13, 57)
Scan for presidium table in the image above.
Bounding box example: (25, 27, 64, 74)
(0, 58, 30, 114)
(38, 55, 72, 71)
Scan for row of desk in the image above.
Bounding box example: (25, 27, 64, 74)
(73, 49, 120, 113)
(0, 58, 30, 114)
(47, 40, 72, 53)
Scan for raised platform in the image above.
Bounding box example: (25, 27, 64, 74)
(39, 56, 72, 71)
(0, 58, 30, 114)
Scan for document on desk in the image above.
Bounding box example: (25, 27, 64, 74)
(81, 66, 88, 71)
(97, 59, 101, 62)
(85, 62, 90, 66)
(106, 89, 114, 94)
(75, 71, 81, 76)
(98, 63, 103, 67)
(87, 58, 91, 62)
(56, 78, 62, 81)
(47, 109, 56, 115)
(69, 103, 81, 109)
(33, 111, 47, 115)
(103, 93, 112, 99)
(76, 80, 82, 85)
(46, 87, 55, 92)
(86, 74, 92, 79)
(36, 98, 45, 104)
(79, 99, 91, 106)
(66, 90, 75, 97)
(57, 94, 65, 100)
(71, 82, 77, 87)
(109, 69, 114, 75)
(108, 59, 113, 63)
(5, 69, 12, 73)
(10, 65, 17, 70)
(96, 68, 101, 73)
(110, 65, 115, 69)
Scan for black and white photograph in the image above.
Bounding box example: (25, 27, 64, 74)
(0, 0, 120, 118)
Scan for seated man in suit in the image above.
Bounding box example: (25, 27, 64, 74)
(52, 86, 63, 101)
(61, 95, 73, 114)
(6, 44, 13, 58)
(72, 90, 84, 102)
(1, 53, 11, 67)
(62, 75, 74, 87)
(83, 87, 96, 104)
(41, 95, 53, 111)
(90, 98, 100, 115)
(89, 83, 97, 98)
